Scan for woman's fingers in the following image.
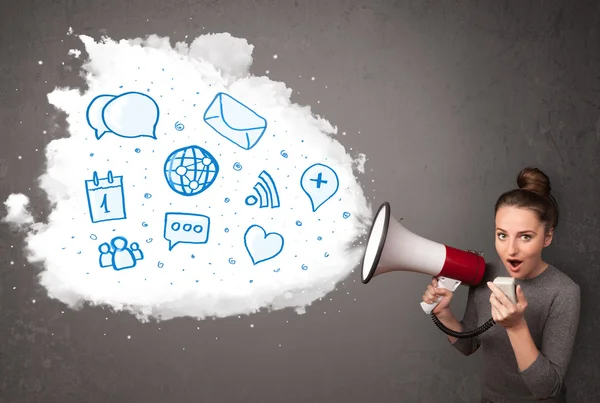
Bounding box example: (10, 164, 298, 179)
(489, 294, 507, 318)
(434, 287, 448, 296)
(491, 304, 501, 322)
(422, 289, 439, 304)
(424, 296, 440, 304)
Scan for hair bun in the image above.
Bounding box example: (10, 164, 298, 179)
(517, 167, 552, 197)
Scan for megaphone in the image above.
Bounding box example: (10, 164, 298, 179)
(360, 202, 486, 315)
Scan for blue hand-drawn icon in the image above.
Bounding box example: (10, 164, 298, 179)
(300, 163, 339, 212)
(86, 95, 114, 138)
(244, 224, 284, 265)
(164, 145, 219, 196)
(86, 92, 159, 140)
(203, 92, 267, 150)
(245, 170, 280, 209)
(131, 242, 144, 260)
(164, 212, 210, 251)
(98, 236, 143, 271)
(174, 121, 184, 131)
(85, 171, 127, 223)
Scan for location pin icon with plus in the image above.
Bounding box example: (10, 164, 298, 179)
(300, 163, 340, 212)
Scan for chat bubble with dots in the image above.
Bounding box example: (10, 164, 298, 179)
(163, 212, 210, 251)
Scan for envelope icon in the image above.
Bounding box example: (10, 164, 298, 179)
(203, 92, 268, 150)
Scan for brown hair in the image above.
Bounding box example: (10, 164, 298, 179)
(494, 167, 559, 232)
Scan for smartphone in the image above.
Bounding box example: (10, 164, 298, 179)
(493, 277, 517, 304)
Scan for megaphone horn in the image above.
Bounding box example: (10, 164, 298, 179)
(360, 202, 486, 314)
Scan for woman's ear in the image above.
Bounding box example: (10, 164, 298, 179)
(544, 227, 554, 247)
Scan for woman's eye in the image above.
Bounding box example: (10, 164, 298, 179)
(497, 233, 505, 239)
(522, 235, 531, 240)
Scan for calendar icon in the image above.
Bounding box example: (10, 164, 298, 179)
(85, 171, 127, 223)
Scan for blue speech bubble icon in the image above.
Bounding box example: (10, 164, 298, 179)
(87, 91, 160, 140)
(163, 212, 210, 251)
(300, 163, 339, 212)
(86, 95, 115, 139)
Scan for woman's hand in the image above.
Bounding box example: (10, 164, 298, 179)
(487, 282, 528, 329)
(422, 277, 454, 315)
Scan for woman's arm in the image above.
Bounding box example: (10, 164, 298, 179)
(434, 308, 464, 344)
(437, 284, 481, 355)
(515, 283, 581, 399)
(506, 320, 540, 371)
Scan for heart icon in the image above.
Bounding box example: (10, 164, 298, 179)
(244, 224, 284, 265)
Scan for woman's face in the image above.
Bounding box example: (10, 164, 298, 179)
(494, 206, 553, 279)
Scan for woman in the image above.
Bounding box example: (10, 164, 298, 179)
(422, 167, 581, 402)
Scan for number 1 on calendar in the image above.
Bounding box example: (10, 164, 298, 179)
(100, 193, 111, 214)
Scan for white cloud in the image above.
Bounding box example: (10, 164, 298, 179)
(2, 193, 34, 226)
(2, 33, 372, 322)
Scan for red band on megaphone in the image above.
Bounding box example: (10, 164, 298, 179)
(439, 246, 485, 285)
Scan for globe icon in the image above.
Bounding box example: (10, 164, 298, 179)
(164, 145, 219, 196)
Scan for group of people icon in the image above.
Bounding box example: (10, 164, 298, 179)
(98, 236, 144, 271)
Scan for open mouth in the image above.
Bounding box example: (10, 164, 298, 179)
(507, 259, 523, 270)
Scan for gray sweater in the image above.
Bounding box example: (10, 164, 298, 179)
(449, 261, 581, 402)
